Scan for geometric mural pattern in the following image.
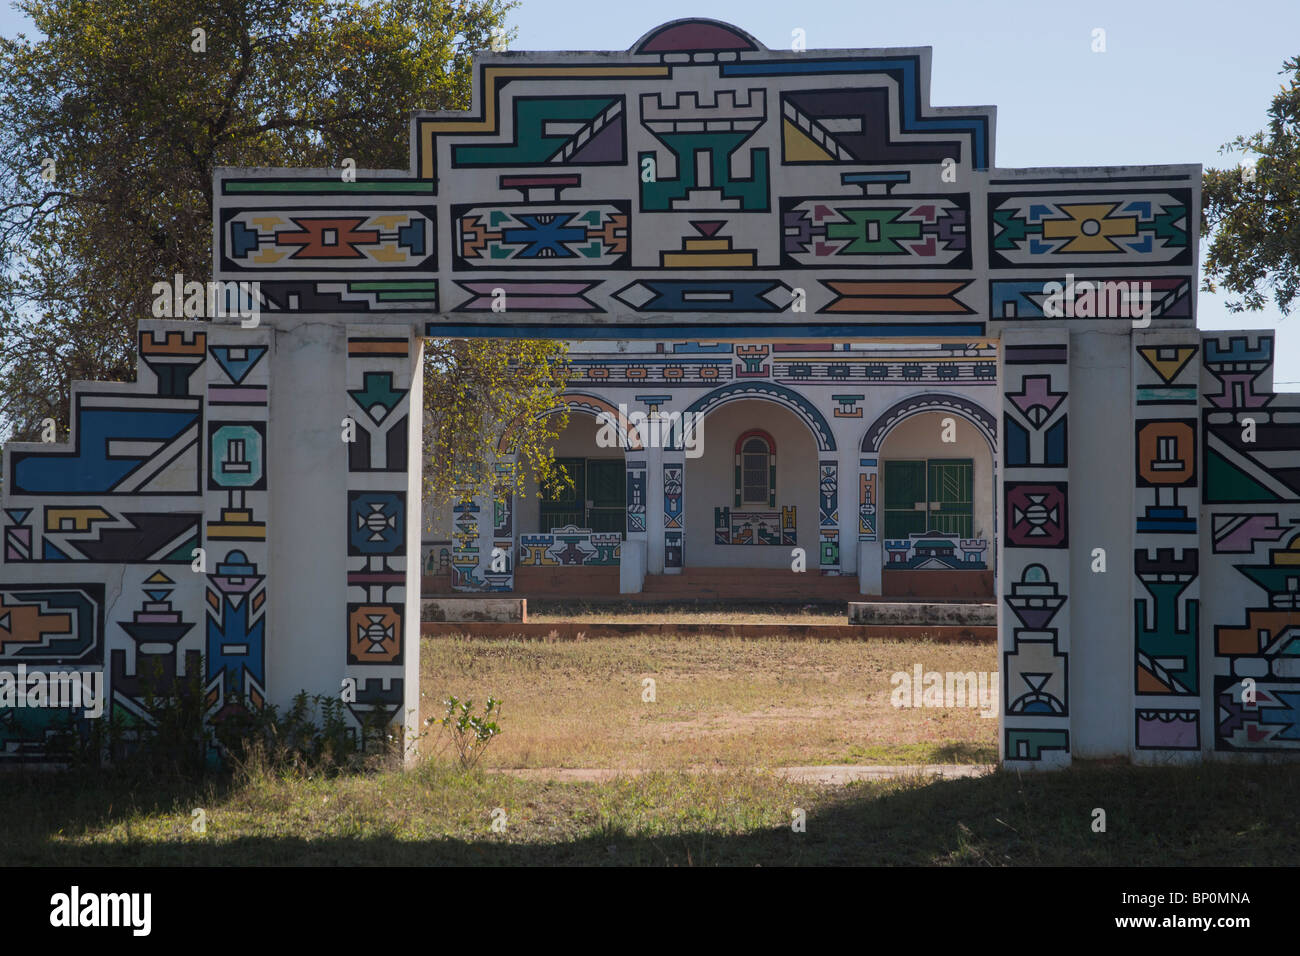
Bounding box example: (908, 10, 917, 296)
(714, 506, 796, 546)
(0, 321, 272, 763)
(999, 334, 1070, 766)
(211, 21, 1027, 338)
(205, 328, 271, 739)
(1201, 333, 1300, 753)
(344, 329, 414, 739)
(1133, 332, 1202, 756)
(988, 191, 1191, 269)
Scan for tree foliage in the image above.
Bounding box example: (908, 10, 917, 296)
(0, 0, 569, 507)
(422, 337, 571, 517)
(1202, 54, 1300, 315)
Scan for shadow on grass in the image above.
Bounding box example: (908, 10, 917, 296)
(930, 741, 999, 763)
(0, 767, 235, 865)
(3, 759, 1298, 866)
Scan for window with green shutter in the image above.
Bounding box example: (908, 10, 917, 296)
(539, 457, 626, 534)
(882, 458, 973, 539)
(585, 459, 626, 533)
(927, 459, 974, 538)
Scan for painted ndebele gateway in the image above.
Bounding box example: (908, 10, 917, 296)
(2, 20, 1297, 769)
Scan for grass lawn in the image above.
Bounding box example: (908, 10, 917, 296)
(3, 760, 1297, 866)
(419, 635, 998, 769)
(6, 634, 1286, 867)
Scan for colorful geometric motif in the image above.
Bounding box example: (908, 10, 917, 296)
(639, 88, 769, 212)
(452, 97, 627, 168)
(991, 276, 1192, 321)
(989, 191, 1191, 268)
(517, 527, 620, 567)
(664, 463, 684, 569)
(782, 196, 969, 268)
(454, 203, 630, 269)
(626, 461, 647, 534)
(1005, 482, 1068, 548)
(820, 279, 975, 315)
(9, 397, 202, 497)
(1135, 710, 1200, 750)
(1134, 548, 1199, 696)
(613, 279, 792, 313)
(348, 491, 406, 555)
(222, 208, 435, 271)
(818, 461, 839, 570)
(884, 531, 988, 570)
(0, 584, 104, 664)
(714, 506, 796, 546)
(858, 462, 877, 540)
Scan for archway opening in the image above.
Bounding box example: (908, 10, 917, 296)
(875, 410, 994, 599)
(685, 398, 817, 572)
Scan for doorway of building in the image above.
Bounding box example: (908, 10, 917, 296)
(540, 457, 626, 534)
(882, 458, 975, 539)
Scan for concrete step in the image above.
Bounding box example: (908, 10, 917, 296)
(421, 597, 526, 622)
(849, 601, 996, 626)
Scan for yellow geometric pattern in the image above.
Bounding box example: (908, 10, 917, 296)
(1042, 203, 1138, 253)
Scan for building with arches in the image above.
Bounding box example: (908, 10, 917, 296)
(422, 338, 1000, 601)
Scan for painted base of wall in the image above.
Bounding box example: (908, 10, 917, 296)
(882, 569, 994, 600)
(513, 565, 622, 598)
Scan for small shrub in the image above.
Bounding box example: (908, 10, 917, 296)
(430, 696, 502, 770)
(214, 691, 400, 776)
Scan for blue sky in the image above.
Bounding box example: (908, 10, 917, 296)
(3, 0, 1296, 386)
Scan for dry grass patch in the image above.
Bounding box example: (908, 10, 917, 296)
(420, 635, 997, 769)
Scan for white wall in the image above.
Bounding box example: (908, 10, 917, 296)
(268, 319, 347, 710)
(1068, 331, 1134, 758)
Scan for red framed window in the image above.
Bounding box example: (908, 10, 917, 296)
(734, 429, 776, 507)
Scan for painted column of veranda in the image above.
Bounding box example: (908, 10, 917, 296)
(662, 445, 685, 574)
(622, 446, 648, 592)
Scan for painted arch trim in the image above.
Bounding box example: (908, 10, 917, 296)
(542, 392, 645, 451)
(862, 391, 997, 453)
(680, 380, 837, 452)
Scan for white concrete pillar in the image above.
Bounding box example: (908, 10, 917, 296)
(267, 320, 346, 730)
(1065, 331, 1134, 759)
(342, 325, 423, 757)
(998, 329, 1071, 769)
(1130, 329, 1202, 762)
